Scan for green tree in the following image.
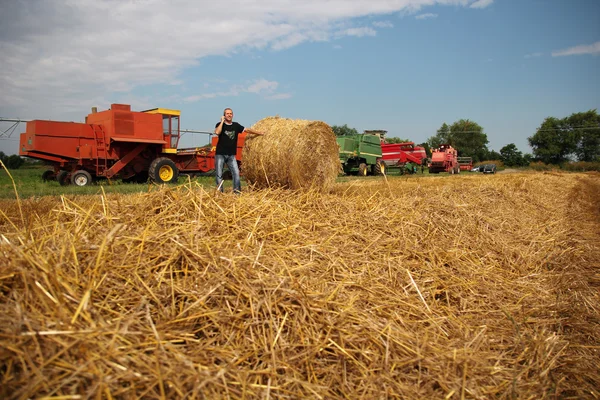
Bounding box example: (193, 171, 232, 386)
(427, 123, 449, 150)
(500, 143, 526, 166)
(528, 117, 573, 164)
(485, 149, 501, 161)
(5, 155, 24, 169)
(419, 142, 432, 158)
(385, 137, 411, 144)
(331, 124, 359, 136)
(567, 110, 600, 162)
(427, 120, 489, 162)
(528, 110, 599, 164)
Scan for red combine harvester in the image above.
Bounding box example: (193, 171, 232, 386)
(428, 144, 460, 174)
(380, 141, 427, 173)
(19, 104, 245, 185)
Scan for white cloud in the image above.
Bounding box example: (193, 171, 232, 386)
(524, 52, 543, 59)
(182, 79, 289, 102)
(415, 13, 438, 20)
(338, 27, 377, 37)
(373, 21, 394, 28)
(470, 0, 494, 9)
(246, 79, 279, 94)
(0, 0, 496, 119)
(552, 41, 600, 57)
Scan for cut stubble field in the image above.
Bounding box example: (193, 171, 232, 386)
(0, 171, 598, 399)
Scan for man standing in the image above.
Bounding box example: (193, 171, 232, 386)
(214, 108, 264, 193)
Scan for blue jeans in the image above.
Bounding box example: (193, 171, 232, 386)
(215, 154, 241, 193)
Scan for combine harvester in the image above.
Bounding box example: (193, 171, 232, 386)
(336, 132, 385, 176)
(428, 144, 460, 174)
(380, 141, 427, 174)
(19, 104, 245, 185)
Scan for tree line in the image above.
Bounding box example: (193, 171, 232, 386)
(0, 151, 25, 169)
(332, 109, 599, 167)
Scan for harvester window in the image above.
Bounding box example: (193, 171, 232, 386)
(171, 116, 180, 148)
(162, 116, 170, 136)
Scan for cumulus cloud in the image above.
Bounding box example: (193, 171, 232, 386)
(552, 41, 600, 57)
(0, 0, 494, 119)
(415, 13, 438, 20)
(470, 0, 494, 9)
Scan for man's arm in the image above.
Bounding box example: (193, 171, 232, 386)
(244, 128, 265, 136)
(214, 116, 225, 135)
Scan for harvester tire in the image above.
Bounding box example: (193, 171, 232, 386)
(57, 170, 70, 186)
(374, 160, 386, 176)
(358, 163, 368, 176)
(149, 157, 179, 184)
(71, 170, 93, 186)
(42, 170, 56, 182)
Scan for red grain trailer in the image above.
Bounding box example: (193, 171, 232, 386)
(457, 157, 473, 172)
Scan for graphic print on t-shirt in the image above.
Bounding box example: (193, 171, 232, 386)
(223, 128, 236, 140)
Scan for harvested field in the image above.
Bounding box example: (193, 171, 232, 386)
(0, 172, 598, 399)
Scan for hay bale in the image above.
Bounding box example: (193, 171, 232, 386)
(242, 116, 340, 192)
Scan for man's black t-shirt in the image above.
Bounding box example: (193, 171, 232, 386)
(214, 122, 245, 155)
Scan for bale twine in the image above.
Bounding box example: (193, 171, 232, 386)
(242, 116, 340, 192)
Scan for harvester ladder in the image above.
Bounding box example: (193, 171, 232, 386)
(92, 124, 108, 176)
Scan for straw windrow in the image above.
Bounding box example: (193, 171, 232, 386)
(0, 172, 598, 398)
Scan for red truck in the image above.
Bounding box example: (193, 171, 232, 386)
(19, 104, 245, 185)
(428, 144, 460, 174)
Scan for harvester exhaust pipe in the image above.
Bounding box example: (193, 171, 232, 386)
(91, 107, 98, 113)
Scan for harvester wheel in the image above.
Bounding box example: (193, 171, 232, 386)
(456, 166, 460, 174)
(149, 157, 179, 184)
(374, 160, 386, 176)
(358, 163, 368, 176)
(57, 170, 70, 186)
(71, 170, 93, 186)
(42, 170, 56, 182)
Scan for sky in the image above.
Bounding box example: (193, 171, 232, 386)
(1, 0, 599, 156)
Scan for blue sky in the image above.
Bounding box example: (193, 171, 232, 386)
(1, 0, 599, 156)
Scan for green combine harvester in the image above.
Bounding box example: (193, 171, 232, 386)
(336, 133, 385, 176)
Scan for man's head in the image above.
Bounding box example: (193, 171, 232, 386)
(223, 108, 233, 123)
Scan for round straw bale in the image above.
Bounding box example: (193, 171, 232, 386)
(242, 116, 340, 192)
